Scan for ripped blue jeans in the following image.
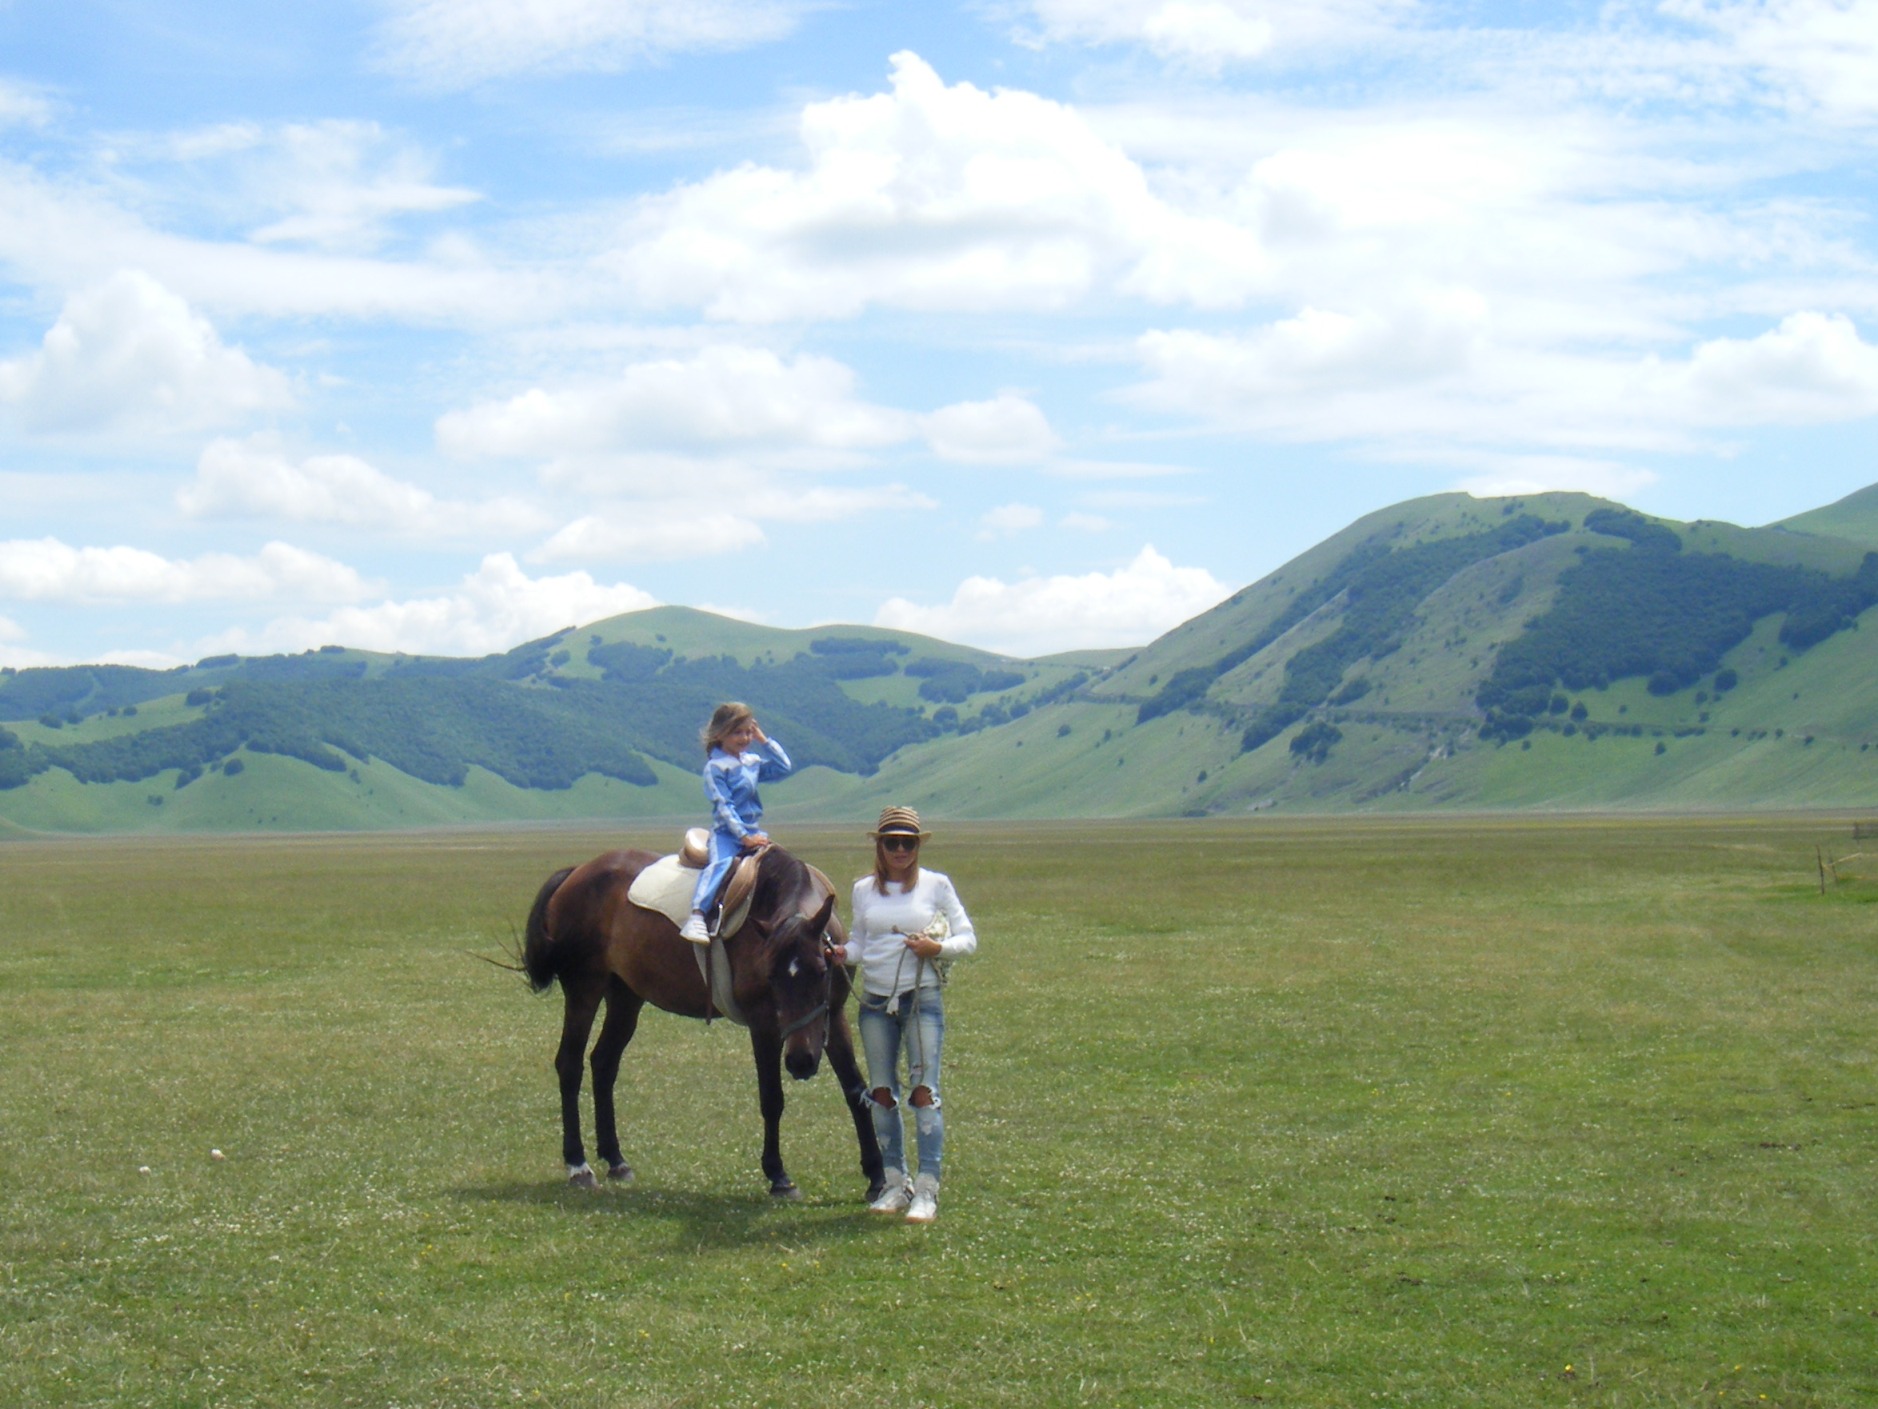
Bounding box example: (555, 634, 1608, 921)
(857, 987, 945, 1182)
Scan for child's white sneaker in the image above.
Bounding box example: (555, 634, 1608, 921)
(679, 912, 710, 944)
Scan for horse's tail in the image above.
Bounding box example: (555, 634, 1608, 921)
(522, 866, 577, 993)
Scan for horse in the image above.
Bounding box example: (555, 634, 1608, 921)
(521, 843, 885, 1201)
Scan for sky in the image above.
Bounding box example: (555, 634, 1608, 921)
(2, 1, 1877, 667)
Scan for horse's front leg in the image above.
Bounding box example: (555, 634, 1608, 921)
(589, 981, 643, 1183)
(556, 984, 603, 1187)
(824, 1003, 886, 1202)
(750, 1029, 799, 1199)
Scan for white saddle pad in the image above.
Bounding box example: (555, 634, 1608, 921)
(626, 854, 748, 1025)
(626, 853, 698, 929)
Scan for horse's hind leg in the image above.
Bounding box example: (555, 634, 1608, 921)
(824, 1006, 886, 1202)
(556, 983, 604, 1187)
(590, 979, 643, 1182)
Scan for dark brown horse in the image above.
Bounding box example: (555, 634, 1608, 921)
(522, 844, 884, 1200)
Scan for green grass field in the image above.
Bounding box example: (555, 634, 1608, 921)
(2, 818, 1874, 1407)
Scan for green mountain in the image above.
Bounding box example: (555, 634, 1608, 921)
(839, 491, 1878, 816)
(0, 609, 1112, 833)
(1775, 482, 1878, 551)
(4, 488, 1877, 833)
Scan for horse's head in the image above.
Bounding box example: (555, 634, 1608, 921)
(752, 892, 838, 1081)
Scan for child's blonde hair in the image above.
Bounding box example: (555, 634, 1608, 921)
(700, 701, 755, 755)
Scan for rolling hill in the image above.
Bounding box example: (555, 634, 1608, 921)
(3, 486, 1877, 834)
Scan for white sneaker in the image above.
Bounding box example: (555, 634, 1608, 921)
(679, 912, 710, 944)
(905, 1172, 938, 1224)
(868, 1170, 910, 1214)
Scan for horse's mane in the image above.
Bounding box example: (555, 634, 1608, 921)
(750, 846, 820, 945)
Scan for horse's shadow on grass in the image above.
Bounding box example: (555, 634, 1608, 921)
(451, 1179, 887, 1251)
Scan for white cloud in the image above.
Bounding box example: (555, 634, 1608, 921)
(1137, 289, 1489, 404)
(1014, 0, 1411, 69)
(538, 510, 767, 564)
(180, 435, 549, 536)
(0, 271, 293, 434)
(198, 553, 659, 658)
(1668, 310, 1878, 423)
(375, 0, 818, 87)
(0, 637, 71, 670)
(742, 484, 938, 521)
(133, 119, 482, 253)
(1448, 454, 1661, 503)
(976, 503, 1046, 540)
(435, 345, 1059, 492)
(873, 544, 1230, 654)
(1663, 0, 1878, 123)
(0, 538, 372, 606)
(1129, 309, 1878, 452)
(533, 483, 935, 564)
(921, 394, 1063, 463)
(0, 159, 560, 325)
(0, 80, 54, 129)
(438, 345, 912, 461)
(1021, 0, 1878, 125)
(603, 51, 1258, 321)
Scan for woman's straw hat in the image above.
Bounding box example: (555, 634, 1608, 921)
(869, 805, 931, 840)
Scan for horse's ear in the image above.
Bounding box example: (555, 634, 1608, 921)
(809, 893, 835, 936)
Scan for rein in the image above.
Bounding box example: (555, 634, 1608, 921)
(708, 905, 837, 1042)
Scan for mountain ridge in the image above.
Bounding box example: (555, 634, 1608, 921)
(4, 486, 1876, 833)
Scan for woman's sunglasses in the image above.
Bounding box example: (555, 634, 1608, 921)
(879, 836, 920, 853)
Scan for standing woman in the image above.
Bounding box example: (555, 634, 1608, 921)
(838, 806, 976, 1223)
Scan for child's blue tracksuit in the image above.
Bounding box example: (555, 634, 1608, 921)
(691, 738, 792, 917)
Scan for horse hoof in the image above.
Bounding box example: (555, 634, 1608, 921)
(864, 1179, 886, 1203)
(770, 1180, 802, 1201)
(607, 1162, 634, 1183)
(568, 1164, 598, 1189)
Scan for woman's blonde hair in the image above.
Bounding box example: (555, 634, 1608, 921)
(700, 701, 755, 755)
(871, 837, 921, 895)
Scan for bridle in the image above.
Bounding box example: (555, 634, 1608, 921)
(778, 921, 836, 1042)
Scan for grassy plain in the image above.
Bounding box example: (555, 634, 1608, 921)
(1, 817, 1874, 1407)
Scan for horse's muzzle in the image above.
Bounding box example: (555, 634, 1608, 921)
(784, 1048, 822, 1081)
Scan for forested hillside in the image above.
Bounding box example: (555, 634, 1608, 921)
(4, 486, 1877, 833)
(1476, 508, 1878, 739)
(0, 611, 1096, 830)
(842, 488, 1878, 818)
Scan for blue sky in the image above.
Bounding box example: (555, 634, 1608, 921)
(3, 0, 1877, 666)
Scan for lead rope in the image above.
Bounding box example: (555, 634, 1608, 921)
(885, 911, 948, 1073)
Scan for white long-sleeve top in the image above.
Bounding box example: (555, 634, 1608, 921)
(843, 868, 977, 998)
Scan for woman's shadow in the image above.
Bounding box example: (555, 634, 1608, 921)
(451, 1178, 888, 1252)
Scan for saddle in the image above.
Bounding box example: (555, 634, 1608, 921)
(623, 832, 771, 1028)
(624, 830, 845, 1028)
(625, 833, 763, 937)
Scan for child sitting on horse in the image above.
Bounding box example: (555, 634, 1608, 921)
(680, 702, 791, 944)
